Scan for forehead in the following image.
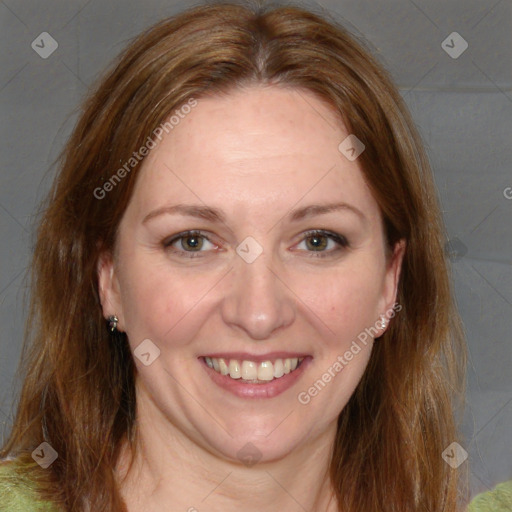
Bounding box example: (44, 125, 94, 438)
(160, 85, 344, 169)
(126, 85, 381, 225)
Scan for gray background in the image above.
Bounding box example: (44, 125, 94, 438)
(0, 0, 510, 502)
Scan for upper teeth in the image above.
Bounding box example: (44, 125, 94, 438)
(204, 357, 303, 381)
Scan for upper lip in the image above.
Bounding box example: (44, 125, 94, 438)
(200, 352, 310, 363)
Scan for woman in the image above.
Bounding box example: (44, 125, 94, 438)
(0, 1, 469, 510)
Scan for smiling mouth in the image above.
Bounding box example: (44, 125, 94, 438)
(202, 356, 305, 383)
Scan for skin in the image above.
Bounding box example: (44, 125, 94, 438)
(98, 84, 405, 512)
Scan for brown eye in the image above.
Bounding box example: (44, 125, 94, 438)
(179, 234, 204, 251)
(296, 230, 349, 257)
(163, 230, 216, 258)
(305, 233, 329, 251)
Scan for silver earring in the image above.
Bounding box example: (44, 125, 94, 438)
(380, 315, 387, 329)
(108, 315, 119, 332)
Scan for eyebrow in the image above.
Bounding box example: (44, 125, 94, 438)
(143, 204, 225, 224)
(288, 202, 365, 222)
(142, 201, 366, 225)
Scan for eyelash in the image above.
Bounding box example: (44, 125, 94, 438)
(163, 229, 349, 259)
(295, 230, 349, 257)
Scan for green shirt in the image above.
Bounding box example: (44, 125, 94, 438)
(468, 481, 512, 512)
(0, 460, 58, 511)
(1, 458, 511, 511)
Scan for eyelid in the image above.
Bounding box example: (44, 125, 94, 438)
(163, 229, 213, 247)
(162, 230, 219, 258)
(300, 229, 348, 245)
(294, 229, 349, 257)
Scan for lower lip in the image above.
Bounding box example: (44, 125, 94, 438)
(200, 357, 312, 399)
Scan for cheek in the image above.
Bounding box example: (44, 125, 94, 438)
(297, 260, 384, 344)
(118, 254, 220, 348)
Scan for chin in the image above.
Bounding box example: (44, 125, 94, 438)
(215, 433, 304, 466)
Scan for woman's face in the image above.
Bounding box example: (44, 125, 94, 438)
(99, 85, 404, 464)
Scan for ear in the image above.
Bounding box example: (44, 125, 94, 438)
(376, 239, 406, 334)
(97, 251, 125, 332)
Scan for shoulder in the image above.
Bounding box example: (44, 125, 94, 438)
(0, 458, 59, 512)
(468, 480, 512, 512)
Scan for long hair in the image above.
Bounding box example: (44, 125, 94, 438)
(1, 1, 468, 510)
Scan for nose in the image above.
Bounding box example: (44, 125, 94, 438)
(220, 248, 296, 341)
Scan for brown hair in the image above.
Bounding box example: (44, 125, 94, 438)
(1, 1, 468, 510)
